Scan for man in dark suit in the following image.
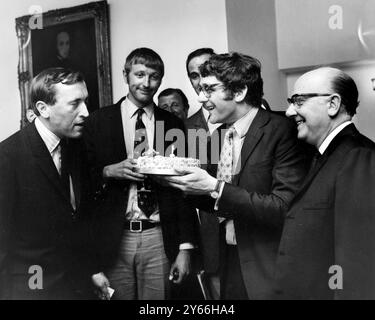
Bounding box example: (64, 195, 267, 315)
(185, 49, 275, 300)
(161, 52, 306, 299)
(273, 67, 375, 300)
(83, 48, 198, 300)
(184, 48, 223, 299)
(0, 68, 105, 299)
(185, 48, 218, 141)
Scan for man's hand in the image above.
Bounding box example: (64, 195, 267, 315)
(103, 159, 145, 182)
(92, 272, 111, 300)
(169, 250, 192, 284)
(160, 167, 217, 195)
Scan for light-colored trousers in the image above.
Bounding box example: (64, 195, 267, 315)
(106, 226, 170, 300)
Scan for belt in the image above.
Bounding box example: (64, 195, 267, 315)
(124, 220, 158, 233)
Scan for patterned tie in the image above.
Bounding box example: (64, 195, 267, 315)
(216, 126, 235, 224)
(134, 108, 149, 158)
(217, 126, 236, 183)
(133, 108, 157, 217)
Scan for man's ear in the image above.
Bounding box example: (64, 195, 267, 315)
(123, 70, 128, 84)
(327, 94, 341, 117)
(234, 86, 248, 103)
(35, 101, 50, 119)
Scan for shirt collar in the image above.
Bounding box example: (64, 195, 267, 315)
(318, 121, 352, 155)
(34, 117, 61, 154)
(231, 107, 259, 139)
(123, 96, 154, 120)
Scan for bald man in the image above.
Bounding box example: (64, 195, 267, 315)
(273, 67, 375, 300)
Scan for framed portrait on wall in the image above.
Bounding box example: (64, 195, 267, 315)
(15, 0, 112, 127)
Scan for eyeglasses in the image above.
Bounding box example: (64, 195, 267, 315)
(200, 84, 226, 98)
(287, 93, 332, 107)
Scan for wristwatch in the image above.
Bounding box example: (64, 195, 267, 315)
(210, 180, 223, 199)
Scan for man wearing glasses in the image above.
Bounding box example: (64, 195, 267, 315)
(273, 67, 375, 299)
(160, 52, 306, 299)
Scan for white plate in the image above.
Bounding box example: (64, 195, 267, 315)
(134, 167, 182, 176)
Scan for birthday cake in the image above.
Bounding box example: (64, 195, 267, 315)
(135, 149, 200, 175)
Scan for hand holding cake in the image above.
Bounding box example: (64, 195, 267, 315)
(103, 158, 146, 182)
(161, 166, 218, 195)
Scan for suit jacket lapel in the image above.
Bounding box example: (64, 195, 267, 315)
(154, 105, 175, 153)
(288, 123, 359, 209)
(232, 109, 269, 185)
(153, 104, 162, 151)
(26, 123, 72, 204)
(110, 98, 127, 160)
(69, 140, 81, 209)
(288, 153, 329, 208)
(209, 123, 226, 176)
(194, 108, 209, 132)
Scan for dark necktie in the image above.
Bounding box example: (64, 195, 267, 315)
(310, 150, 321, 170)
(133, 108, 157, 217)
(305, 150, 323, 180)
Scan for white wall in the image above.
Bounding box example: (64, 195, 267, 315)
(0, 0, 228, 142)
(0, 0, 92, 141)
(275, 0, 375, 70)
(225, 0, 287, 110)
(286, 61, 375, 141)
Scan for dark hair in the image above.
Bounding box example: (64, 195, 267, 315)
(186, 48, 215, 74)
(331, 71, 359, 116)
(158, 88, 189, 110)
(199, 52, 264, 107)
(30, 67, 85, 116)
(56, 30, 70, 42)
(124, 47, 164, 78)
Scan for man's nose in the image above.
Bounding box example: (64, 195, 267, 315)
(285, 104, 297, 118)
(80, 102, 89, 118)
(142, 76, 150, 87)
(197, 90, 208, 103)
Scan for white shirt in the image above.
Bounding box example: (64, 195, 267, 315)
(35, 117, 61, 172)
(121, 98, 155, 159)
(121, 98, 159, 221)
(231, 107, 259, 175)
(318, 121, 352, 155)
(34, 118, 76, 209)
(121, 98, 193, 250)
(216, 107, 259, 245)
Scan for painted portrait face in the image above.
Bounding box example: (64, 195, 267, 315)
(56, 32, 70, 59)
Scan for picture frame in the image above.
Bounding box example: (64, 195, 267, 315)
(15, 0, 112, 127)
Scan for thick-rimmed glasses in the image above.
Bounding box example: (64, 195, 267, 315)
(200, 84, 226, 98)
(287, 93, 332, 107)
